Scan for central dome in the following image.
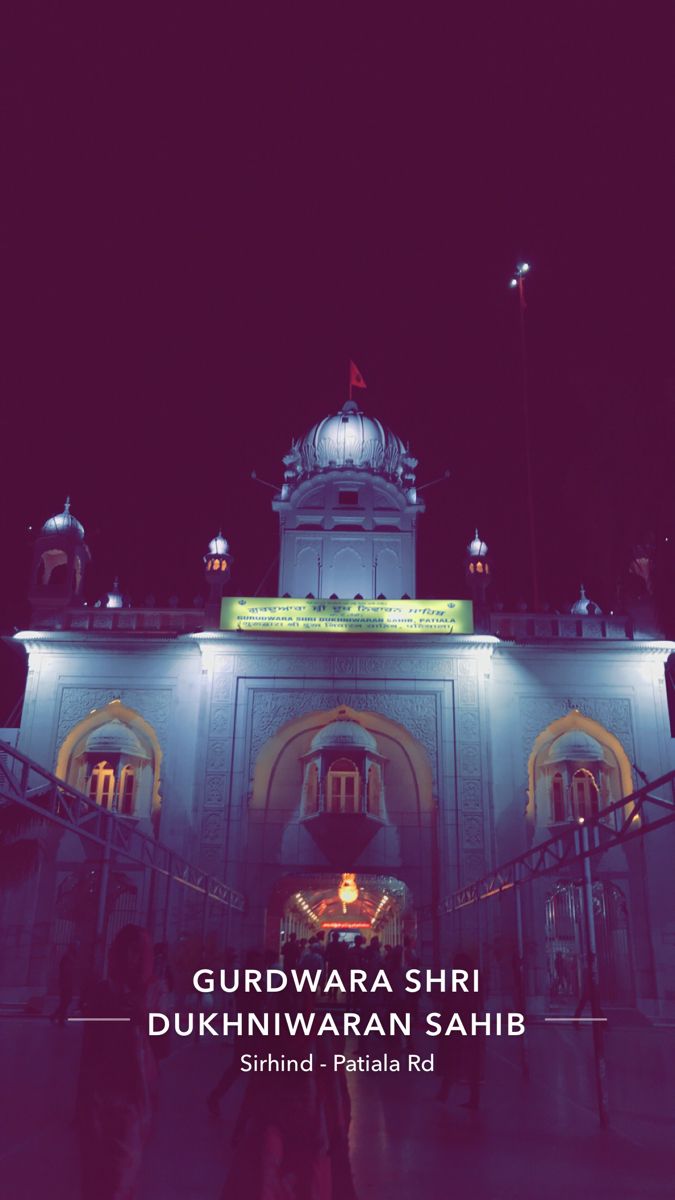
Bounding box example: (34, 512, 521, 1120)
(281, 400, 417, 495)
(302, 400, 405, 471)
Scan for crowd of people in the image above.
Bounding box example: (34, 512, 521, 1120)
(60, 925, 481, 1199)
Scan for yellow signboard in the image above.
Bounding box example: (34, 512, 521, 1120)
(220, 597, 473, 635)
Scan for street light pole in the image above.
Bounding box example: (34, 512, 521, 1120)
(510, 262, 540, 611)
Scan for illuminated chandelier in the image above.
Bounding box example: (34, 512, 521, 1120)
(338, 872, 359, 914)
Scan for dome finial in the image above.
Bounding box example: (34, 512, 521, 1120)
(570, 583, 602, 615)
(207, 532, 229, 556)
(341, 398, 360, 415)
(95, 576, 126, 609)
(467, 529, 488, 558)
(64, 496, 71, 513)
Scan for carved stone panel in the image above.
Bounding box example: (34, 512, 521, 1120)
(235, 655, 332, 678)
(56, 687, 173, 749)
(462, 815, 484, 848)
(458, 744, 480, 778)
(519, 696, 635, 777)
(206, 740, 228, 772)
(461, 780, 482, 810)
(248, 687, 441, 784)
(205, 775, 226, 807)
(463, 851, 486, 882)
(459, 710, 479, 742)
(209, 707, 231, 737)
(458, 676, 478, 706)
(212, 672, 235, 703)
(202, 811, 224, 843)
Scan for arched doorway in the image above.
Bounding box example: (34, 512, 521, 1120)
(267, 872, 416, 955)
(243, 703, 437, 959)
(545, 880, 635, 1007)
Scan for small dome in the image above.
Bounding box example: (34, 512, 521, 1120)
(571, 585, 602, 616)
(311, 717, 378, 753)
(86, 719, 151, 759)
(468, 529, 488, 558)
(549, 730, 605, 764)
(42, 497, 85, 540)
(208, 532, 229, 555)
(282, 400, 417, 494)
(94, 577, 129, 609)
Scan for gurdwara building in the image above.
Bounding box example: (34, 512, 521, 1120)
(2, 398, 674, 1017)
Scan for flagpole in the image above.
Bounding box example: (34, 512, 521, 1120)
(348, 361, 352, 403)
(510, 263, 540, 612)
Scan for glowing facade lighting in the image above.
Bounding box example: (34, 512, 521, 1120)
(338, 872, 359, 912)
(293, 892, 320, 924)
(371, 890, 391, 926)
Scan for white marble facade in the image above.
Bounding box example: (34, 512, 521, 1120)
(11, 626, 675, 1014)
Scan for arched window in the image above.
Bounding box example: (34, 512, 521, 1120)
(551, 773, 566, 822)
(119, 766, 136, 816)
(62, 711, 158, 821)
(572, 770, 599, 822)
(38, 548, 68, 587)
(87, 760, 137, 815)
(88, 761, 116, 810)
(326, 758, 360, 814)
(530, 719, 631, 835)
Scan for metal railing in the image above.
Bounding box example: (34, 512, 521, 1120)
(0, 739, 244, 917)
(440, 766, 675, 1128)
(442, 768, 675, 914)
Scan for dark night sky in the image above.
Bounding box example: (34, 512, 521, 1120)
(1, 4, 674, 716)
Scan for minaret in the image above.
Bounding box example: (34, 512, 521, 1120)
(466, 528, 491, 631)
(29, 498, 91, 626)
(203, 532, 233, 628)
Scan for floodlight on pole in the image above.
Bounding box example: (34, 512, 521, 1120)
(510, 260, 540, 611)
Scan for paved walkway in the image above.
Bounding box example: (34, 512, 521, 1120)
(1, 1019, 674, 1199)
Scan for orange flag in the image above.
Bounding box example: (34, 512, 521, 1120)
(349, 360, 367, 392)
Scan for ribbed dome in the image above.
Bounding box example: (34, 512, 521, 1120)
(311, 718, 378, 752)
(208, 533, 229, 555)
(468, 529, 488, 558)
(42, 498, 85, 540)
(549, 730, 605, 764)
(282, 400, 417, 494)
(85, 720, 150, 759)
(303, 400, 404, 470)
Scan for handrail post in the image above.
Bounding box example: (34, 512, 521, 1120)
(579, 821, 609, 1128)
(514, 872, 529, 1082)
(94, 813, 113, 974)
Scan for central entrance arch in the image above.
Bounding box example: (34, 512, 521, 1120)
(267, 872, 416, 952)
(243, 704, 438, 958)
